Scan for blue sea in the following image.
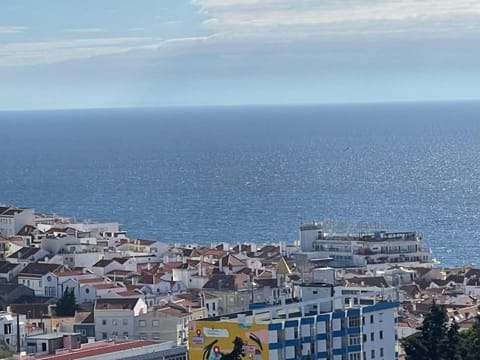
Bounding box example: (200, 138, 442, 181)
(1, 101, 480, 267)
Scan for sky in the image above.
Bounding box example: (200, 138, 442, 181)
(1, 0, 480, 110)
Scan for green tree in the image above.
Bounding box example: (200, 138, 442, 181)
(56, 287, 76, 316)
(401, 302, 460, 360)
(459, 314, 480, 360)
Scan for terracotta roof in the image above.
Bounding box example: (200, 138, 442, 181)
(35, 340, 157, 360)
(163, 262, 183, 271)
(53, 270, 86, 277)
(156, 303, 191, 318)
(74, 311, 94, 324)
(92, 283, 118, 290)
(133, 239, 156, 246)
(117, 290, 142, 297)
(77, 277, 106, 284)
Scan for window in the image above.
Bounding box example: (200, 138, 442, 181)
(371, 350, 375, 359)
(363, 334, 367, 342)
(42, 343, 47, 352)
(370, 332, 374, 341)
(370, 315, 374, 324)
(349, 335, 361, 346)
(152, 320, 159, 327)
(380, 348, 384, 357)
(349, 315, 361, 328)
(123, 331, 129, 338)
(362, 316, 365, 326)
(349, 353, 361, 360)
(102, 320, 107, 326)
(138, 320, 146, 327)
(123, 319, 128, 325)
(112, 320, 118, 326)
(81, 330, 86, 336)
(212, 302, 216, 311)
(379, 330, 383, 340)
(379, 312, 383, 323)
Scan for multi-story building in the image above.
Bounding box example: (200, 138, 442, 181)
(189, 268, 399, 360)
(135, 301, 207, 345)
(0, 311, 27, 352)
(94, 298, 147, 340)
(300, 222, 433, 268)
(0, 206, 35, 238)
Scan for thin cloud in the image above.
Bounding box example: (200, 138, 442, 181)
(0, 37, 160, 67)
(65, 28, 105, 33)
(0, 26, 28, 34)
(192, 0, 480, 40)
(128, 27, 145, 32)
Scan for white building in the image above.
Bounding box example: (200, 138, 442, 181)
(94, 298, 147, 340)
(0, 311, 27, 352)
(0, 206, 35, 238)
(189, 267, 399, 360)
(300, 222, 433, 268)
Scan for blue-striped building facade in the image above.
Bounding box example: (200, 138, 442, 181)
(266, 301, 399, 360)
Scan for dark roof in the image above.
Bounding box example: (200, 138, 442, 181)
(8, 247, 42, 260)
(255, 278, 278, 288)
(95, 298, 140, 310)
(347, 276, 389, 288)
(203, 274, 236, 291)
(10, 303, 49, 318)
(93, 259, 114, 267)
(16, 225, 37, 236)
(399, 284, 421, 297)
(1, 208, 23, 216)
(113, 258, 130, 265)
(221, 254, 246, 267)
(0, 260, 19, 274)
(18, 262, 62, 276)
(465, 269, 480, 278)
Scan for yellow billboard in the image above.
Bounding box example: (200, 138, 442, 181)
(188, 320, 268, 360)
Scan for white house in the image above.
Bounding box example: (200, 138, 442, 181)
(94, 298, 147, 340)
(0, 206, 35, 238)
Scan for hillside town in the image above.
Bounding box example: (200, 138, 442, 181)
(0, 204, 479, 359)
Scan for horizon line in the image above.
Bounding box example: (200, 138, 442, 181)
(1, 97, 480, 113)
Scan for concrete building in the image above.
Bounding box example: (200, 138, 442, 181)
(26, 332, 81, 355)
(299, 221, 433, 268)
(189, 268, 399, 360)
(94, 298, 147, 341)
(135, 301, 207, 345)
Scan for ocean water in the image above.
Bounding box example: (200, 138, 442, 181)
(1, 101, 480, 267)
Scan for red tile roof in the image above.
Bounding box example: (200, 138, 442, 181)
(35, 340, 157, 360)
